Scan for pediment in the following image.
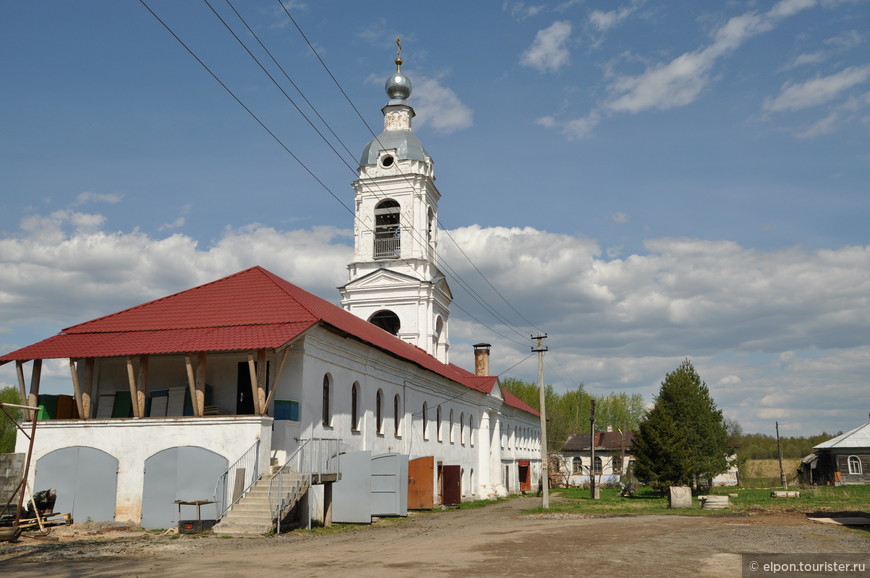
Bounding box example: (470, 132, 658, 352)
(434, 276, 453, 300)
(343, 268, 423, 291)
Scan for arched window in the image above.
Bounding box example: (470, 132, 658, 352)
(369, 309, 400, 335)
(351, 382, 360, 432)
(394, 394, 401, 437)
(376, 389, 384, 434)
(374, 199, 400, 259)
(427, 207, 435, 245)
(422, 402, 429, 440)
(460, 412, 465, 445)
(612, 455, 622, 474)
(322, 374, 331, 427)
(848, 455, 862, 475)
(573, 458, 583, 474)
(449, 409, 455, 443)
(593, 456, 603, 474)
(469, 414, 474, 447)
(436, 406, 442, 442)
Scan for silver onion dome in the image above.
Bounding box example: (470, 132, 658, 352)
(386, 71, 411, 103)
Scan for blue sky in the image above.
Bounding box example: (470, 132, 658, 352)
(1, 0, 868, 436)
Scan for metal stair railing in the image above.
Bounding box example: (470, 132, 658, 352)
(269, 437, 340, 534)
(213, 439, 260, 520)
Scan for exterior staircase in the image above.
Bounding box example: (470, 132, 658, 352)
(212, 467, 309, 537)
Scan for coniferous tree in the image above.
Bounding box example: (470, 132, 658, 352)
(632, 360, 728, 490)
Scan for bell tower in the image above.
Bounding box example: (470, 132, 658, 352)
(339, 40, 452, 363)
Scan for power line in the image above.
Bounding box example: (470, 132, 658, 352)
(141, 1, 556, 377)
(209, 0, 530, 344)
(138, 0, 355, 222)
(274, 2, 542, 339)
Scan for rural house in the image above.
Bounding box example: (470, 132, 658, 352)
(559, 429, 634, 487)
(800, 419, 870, 486)
(0, 52, 543, 532)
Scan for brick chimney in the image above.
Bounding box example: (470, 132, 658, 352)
(473, 343, 491, 377)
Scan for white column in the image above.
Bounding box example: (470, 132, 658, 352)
(477, 412, 491, 496)
(490, 413, 503, 495)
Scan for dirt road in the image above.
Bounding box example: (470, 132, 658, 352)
(1, 497, 868, 577)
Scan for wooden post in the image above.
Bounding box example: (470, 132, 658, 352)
(247, 352, 258, 415)
(185, 355, 200, 417)
(126, 356, 140, 418)
(28, 359, 42, 421)
(776, 421, 788, 490)
(136, 355, 149, 418)
(15, 361, 30, 421)
(262, 346, 290, 414)
(83, 358, 95, 419)
(195, 352, 206, 417)
(69, 359, 85, 420)
(256, 349, 267, 415)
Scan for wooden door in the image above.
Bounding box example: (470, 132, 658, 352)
(408, 456, 434, 509)
(442, 465, 461, 506)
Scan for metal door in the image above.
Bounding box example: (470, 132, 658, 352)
(332, 451, 372, 523)
(35, 446, 118, 523)
(442, 464, 461, 506)
(371, 453, 408, 517)
(518, 460, 532, 492)
(408, 456, 434, 509)
(141, 446, 227, 529)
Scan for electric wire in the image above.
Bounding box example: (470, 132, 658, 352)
(212, 0, 533, 346)
(208, 0, 531, 347)
(275, 1, 544, 338)
(138, 0, 355, 223)
(142, 1, 554, 380)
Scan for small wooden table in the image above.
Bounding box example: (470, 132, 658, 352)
(173, 499, 215, 532)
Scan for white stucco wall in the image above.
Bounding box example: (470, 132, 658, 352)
(285, 326, 541, 500)
(18, 416, 271, 523)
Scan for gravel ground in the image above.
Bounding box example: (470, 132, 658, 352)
(0, 497, 868, 577)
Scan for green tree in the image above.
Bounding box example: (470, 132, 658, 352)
(500, 378, 646, 453)
(0, 386, 23, 453)
(632, 360, 728, 491)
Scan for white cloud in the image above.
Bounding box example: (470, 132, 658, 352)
(0, 211, 351, 330)
(544, 0, 819, 136)
(791, 52, 826, 67)
(588, 2, 640, 33)
(440, 227, 869, 433)
(503, 1, 545, 20)
(159, 217, 186, 231)
(73, 191, 123, 206)
(1, 214, 868, 434)
(520, 20, 573, 73)
(764, 65, 870, 112)
(794, 110, 842, 138)
(611, 212, 630, 224)
(412, 76, 474, 134)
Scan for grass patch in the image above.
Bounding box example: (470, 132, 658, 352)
(528, 485, 870, 517)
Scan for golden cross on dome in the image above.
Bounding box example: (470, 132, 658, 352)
(395, 37, 403, 71)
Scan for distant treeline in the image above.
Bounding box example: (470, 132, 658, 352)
(735, 432, 840, 460)
(501, 378, 645, 454)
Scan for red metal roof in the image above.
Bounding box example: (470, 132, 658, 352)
(0, 266, 537, 416)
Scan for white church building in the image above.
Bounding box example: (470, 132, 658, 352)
(1, 52, 542, 533)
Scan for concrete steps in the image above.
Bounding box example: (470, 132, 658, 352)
(212, 471, 308, 537)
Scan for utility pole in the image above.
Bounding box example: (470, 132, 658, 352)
(776, 421, 788, 489)
(532, 334, 549, 508)
(590, 399, 599, 499)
